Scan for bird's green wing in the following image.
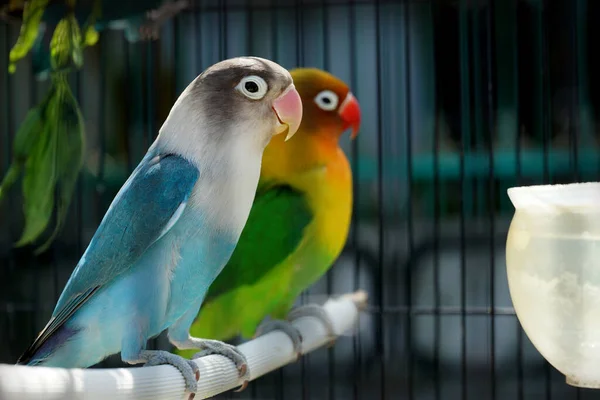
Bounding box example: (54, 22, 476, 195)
(180, 183, 313, 350)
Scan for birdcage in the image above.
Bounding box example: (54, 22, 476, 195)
(1, 0, 599, 399)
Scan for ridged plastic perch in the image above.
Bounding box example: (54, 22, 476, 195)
(0, 290, 368, 400)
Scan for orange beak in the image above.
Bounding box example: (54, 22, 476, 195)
(338, 92, 361, 139)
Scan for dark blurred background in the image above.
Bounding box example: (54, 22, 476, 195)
(2, 0, 600, 399)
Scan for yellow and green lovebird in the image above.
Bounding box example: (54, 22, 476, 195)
(176, 68, 361, 359)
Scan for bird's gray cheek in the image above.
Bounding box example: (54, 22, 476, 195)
(249, 103, 274, 126)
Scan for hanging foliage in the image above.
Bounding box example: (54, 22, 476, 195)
(0, 0, 99, 254)
(1, 0, 187, 253)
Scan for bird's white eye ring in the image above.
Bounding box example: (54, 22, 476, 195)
(235, 75, 268, 100)
(314, 90, 339, 111)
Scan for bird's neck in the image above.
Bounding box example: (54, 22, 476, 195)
(156, 119, 265, 237)
(261, 130, 342, 180)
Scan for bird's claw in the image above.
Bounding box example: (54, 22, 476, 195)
(287, 304, 337, 345)
(191, 339, 250, 391)
(254, 319, 303, 361)
(187, 370, 201, 400)
(140, 350, 200, 394)
(234, 378, 249, 392)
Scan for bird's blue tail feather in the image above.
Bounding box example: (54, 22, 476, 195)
(17, 326, 79, 366)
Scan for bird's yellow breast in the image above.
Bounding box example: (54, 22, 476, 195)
(260, 133, 354, 289)
(300, 149, 352, 258)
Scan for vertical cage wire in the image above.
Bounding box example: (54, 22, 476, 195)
(458, 1, 469, 399)
(374, 0, 385, 398)
(95, 30, 108, 368)
(122, 40, 133, 175)
(569, 3, 581, 398)
(1, 19, 15, 363)
(29, 52, 39, 374)
(70, 72, 84, 391)
(270, 0, 278, 61)
(348, 2, 363, 400)
(193, 0, 202, 75)
(432, 1, 441, 396)
(247, 4, 257, 398)
(219, 0, 227, 60)
(402, 0, 414, 398)
(540, 3, 550, 187)
(145, 38, 157, 353)
(485, 2, 497, 399)
(320, 1, 337, 399)
(569, 1, 580, 185)
(97, 36, 107, 215)
(73, 67, 85, 334)
(292, 2, 309, 399)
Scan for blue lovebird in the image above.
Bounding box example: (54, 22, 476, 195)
(16, 56, 303, 396)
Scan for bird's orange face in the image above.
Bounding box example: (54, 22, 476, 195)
(260, 68, 362, 180)
(290, 68, 361, 142)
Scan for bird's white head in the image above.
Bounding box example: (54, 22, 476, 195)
(156, 56, 303, 163)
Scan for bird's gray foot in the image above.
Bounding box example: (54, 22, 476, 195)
(287, 304, 337, 347)
(191, 339, 250, 392)
(254, 319, 303, 361)
(139, 350, 200, 394)
(139, 0, 190, 40)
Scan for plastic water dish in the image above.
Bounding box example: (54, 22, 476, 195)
(506, 182, 600, 389)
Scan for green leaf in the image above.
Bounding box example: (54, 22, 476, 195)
(36, 78, 85, 254)
(12, 93, 51, 159)
(0, 89, 51, 203)
(8, 0, 49, 73)
(69, 21, 84, 69)
(0, 111, 42, 201)
(0, 164, 22, 203)
(15, 125, 57, 247)
(15, 87, 61, 247)
(82, 24, 99, 48)
(50, 15, 82, 71)
(81, 0, 101, 49)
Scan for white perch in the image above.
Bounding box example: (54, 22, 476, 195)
(0, 291, 368, 400)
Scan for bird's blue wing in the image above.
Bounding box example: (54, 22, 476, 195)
(19, 152, 199, 362)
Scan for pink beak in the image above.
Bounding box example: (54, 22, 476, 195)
(272, 84, 303, 141)
(338, 92, 361, 139)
